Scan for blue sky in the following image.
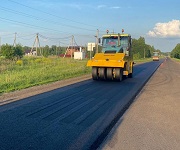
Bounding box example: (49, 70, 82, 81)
(0, 0, 179, 52)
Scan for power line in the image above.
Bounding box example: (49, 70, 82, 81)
(0, 16, 71, 34)
(39, 34, 72, 41)
(0, 1, 107, 46)
(73, 37, 79, 46)
(0, 0, 108, 47)
(16, 33, 36, 38)
(17, 36, 35, 41)
(0, 16, 100, 38)
(7, 0, 102, 29)
(0, 6, 97, 32)
(13, 32, 17, 47)
(38, 34, 72, 45)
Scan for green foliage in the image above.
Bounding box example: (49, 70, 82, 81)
(42, 45, 50, 57)
(0, 44, 24, 60)
(133, 52, 141, 59)
(32, 45, 68, 57)
(1, 44, 14, 59)
(0, 57, 91, 94)
(132, 37, 158, 59)
(161, 52, 170, 56)
(50, 45, 57, 55)
(13, 44, 24, 59)
(171, 43, 180, 59)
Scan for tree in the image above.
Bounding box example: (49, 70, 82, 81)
(42, 45, 49, 57)
(0, 44, 24, 60)
(171, 43, 180, 59)
(132, 37, 146, 59)
(1, 44, 14, 59)
(13, 44, 24, 59)
(50, 45, 57, 55)
(132, 36, 161, 59)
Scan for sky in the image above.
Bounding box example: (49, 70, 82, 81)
(0, 0, 180, 52)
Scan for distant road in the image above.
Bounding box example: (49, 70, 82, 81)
(0, 59, 163, 150)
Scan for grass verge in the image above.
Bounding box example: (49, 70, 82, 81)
(0, 56, 154, 95)
(0, 56, 91, 94)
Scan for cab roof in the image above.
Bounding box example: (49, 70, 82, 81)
(102, 33, 130, 37)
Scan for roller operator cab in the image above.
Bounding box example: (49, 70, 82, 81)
(87, 31, 133, 81)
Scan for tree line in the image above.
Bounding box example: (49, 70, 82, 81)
(131, 37, 161, 59)
(170, 43, 180, 59)
(0, 44, 67, 60)
(2, 36, 179, 60)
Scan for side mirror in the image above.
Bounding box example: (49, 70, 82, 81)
(98, 38, 101, 43)
(125, 50, 129, 56)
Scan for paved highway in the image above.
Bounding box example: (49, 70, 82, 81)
(0, 60, 163, 150)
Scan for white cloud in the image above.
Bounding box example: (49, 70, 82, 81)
(97, 5, 121, 10)
(147, 20, 180, 38)
(97, 5, 107, 9)
(110, 6, 121, 9)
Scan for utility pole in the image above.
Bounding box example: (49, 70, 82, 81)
(56, 44, 57, 56)
(36, 34, 38, 55)
(71, 35, 74, 59)
(0, 36, 1, 52)
(144, 48, 145, 58)
(90, 43, 92, 60)
(31, 33, 41, 56)
(58, 41, 61, 57)
(95, 29, 99, 53)
(13, 32, 17, 47)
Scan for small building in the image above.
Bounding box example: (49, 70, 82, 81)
(63, 46, 85, 59)
(74, 52, 86, 60)
(24, 49, 36, 56)
(66, 46, 81, 56)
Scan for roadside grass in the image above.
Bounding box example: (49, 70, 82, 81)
(0, 56, 91, 94)
(172, 58, 180, 62)
(133, 58, 153, 64)
(0, 56, 154, 94)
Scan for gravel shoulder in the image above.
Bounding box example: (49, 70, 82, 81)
(100, 58, 180, 150)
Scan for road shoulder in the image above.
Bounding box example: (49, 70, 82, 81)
(100, 58, 180, 150)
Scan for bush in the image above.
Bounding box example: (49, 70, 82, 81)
(0, 44, 24, 60)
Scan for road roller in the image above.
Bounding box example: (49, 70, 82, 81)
(87, 30, 133, 81)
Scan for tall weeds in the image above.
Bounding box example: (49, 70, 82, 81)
(0, 56, 91, 94)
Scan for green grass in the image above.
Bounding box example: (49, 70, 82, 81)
(172, 58, 180, 62)
(0, 56, 91, 94)
(133, 58, 153, 63)
(0, 56, 156, 94)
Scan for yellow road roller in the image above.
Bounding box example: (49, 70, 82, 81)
(152, 52, 159, 61)
(87, 30, 133, 81)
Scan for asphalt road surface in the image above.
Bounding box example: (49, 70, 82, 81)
(0, 60, 163, 150)
(100, 57, 180, 150)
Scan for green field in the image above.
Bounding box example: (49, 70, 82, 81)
(0, 56, 91, 94)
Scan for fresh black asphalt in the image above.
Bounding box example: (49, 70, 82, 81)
(0, 60, 163, 150)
